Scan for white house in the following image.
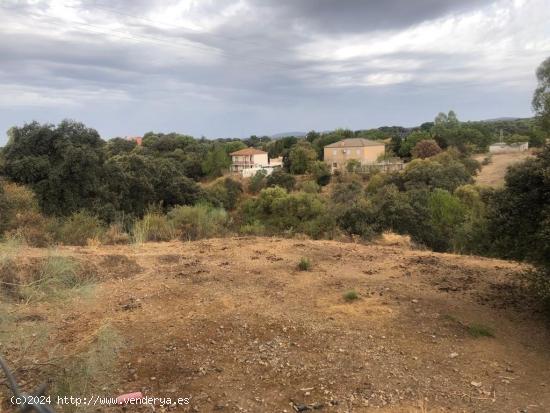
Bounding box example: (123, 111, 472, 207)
(489, 142, 529, 154)
(230, 148, 281, 177)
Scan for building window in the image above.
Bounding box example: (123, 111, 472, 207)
(356, 149, 361, 155)
(332, 149, 337, 155)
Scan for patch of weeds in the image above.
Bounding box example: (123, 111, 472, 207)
(467, 323, 495, 338)
(55, 324, 123, 412)
(343, 290, 359, 302)
(0, 238, 23, 299)
(20, 252, 96, 302)
(297, 257, 311, 271)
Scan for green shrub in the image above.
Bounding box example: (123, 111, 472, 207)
(299, 180, 320, 194)
(266, 170, 296, 191)
(297, 257, 311, 271)
(132, 212, 174, 243)
(467, 323, 495, 338)
(239, 220, 265, 236)
(205, 177, 243, 210)
(343, 290, 359, 301)
(310, 161, 331, 186)
(57, 211, 105, 246)
(241, 187, 334, 239)
(168, 203, 229, 240)
(248, 170, 267, 194)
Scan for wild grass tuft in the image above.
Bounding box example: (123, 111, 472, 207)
(343, 290, 359, 301)
(20, 252, 95, 302)
(297, 257, 311, 271)
(467, 323, 495, 338)
(55, 323, 123, 412)
(132, 212, 175, 244)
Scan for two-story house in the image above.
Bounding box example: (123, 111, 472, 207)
(230, 148, 269, 174)
(324, 138, 386, 171)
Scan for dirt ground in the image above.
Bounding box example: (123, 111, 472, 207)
(474, 151, 533, 187)
(1, 237, 549, 412)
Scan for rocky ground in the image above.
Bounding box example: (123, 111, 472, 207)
(1, 237, 549, 412)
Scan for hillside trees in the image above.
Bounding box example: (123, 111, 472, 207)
(533, 57, 550, 132)
(3, 121, 106, 216)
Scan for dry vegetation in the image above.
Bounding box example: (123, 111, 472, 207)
(474, 151, 534, 187)
(1, 237, 549, 412)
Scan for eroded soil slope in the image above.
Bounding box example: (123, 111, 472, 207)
(1, 238, 549, 412)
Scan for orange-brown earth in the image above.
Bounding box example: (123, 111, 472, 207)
(1, 237, 549, 412)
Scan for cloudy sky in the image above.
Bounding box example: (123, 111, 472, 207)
(0, 0, 549, 141)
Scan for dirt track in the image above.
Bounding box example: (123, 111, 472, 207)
(1, 237, 549, 412)
(474, 151, 533, 187)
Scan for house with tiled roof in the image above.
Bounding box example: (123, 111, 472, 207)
(324, 138, 386, 171)
(230, 147, 270, 175)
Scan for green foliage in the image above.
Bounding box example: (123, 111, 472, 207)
(241, 187, 334, 238)
(343, 290, 359, 301)
(331, 180, 364, 205)
(402, 157, 473, 192)
(266, 169, 296, 191)
(202, 144, 231, 177)
(103, 154, 201, 219)
(399, 130, 432, 158)
(467, 323, 495, 338)
(104, 137, 136, 157)
(205, 177, 243, 210)
(297, 257, 311, 271)
(310, 161, 331, 186)
(168, 203, 229, 240)
(248, 169, 267, 194)
(3, 121, 105, 216)
(239, 219, 266, 236)
(346, 159, 362, 173)
(299, 180, 321, 194)
(533, 57, 550, 132)
(57, 211, 105, 246)
(288, 141, 318, 174)
(132, 212, 174, 243)
(427, 189, 467, 251)
(21, 253, 96, 302)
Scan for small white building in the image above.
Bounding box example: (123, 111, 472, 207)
(489, 142, 529, 154)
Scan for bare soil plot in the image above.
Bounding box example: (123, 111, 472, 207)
(474, 151, 533, 187)
(1, 238, 549, 412)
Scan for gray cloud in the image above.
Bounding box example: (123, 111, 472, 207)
(0, 0, 548, 140)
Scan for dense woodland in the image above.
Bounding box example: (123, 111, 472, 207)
(0, 57, 549, 313)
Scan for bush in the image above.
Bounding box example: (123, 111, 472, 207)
(102, 223, 130, 245)
(411, 139, 442, 159)
(57, 211, 105, 246)
(467, 323, 495, 338)
(239, 220, 266, 236)
(5, 210, 54, 247)
(205, 177, 243, 210)
(299, 180, 320, 193)
(297, 257, 311, 271)
(310, 161, 331, 186)
(132, 212, 174, 243)
(343, 290, 359, 301)
(266, 170, 296, 191)
(241, 187, 335, 239)
(248, 170, 267, 194)
(168, 203, 229, 240)
(20, 253, 96, 301)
